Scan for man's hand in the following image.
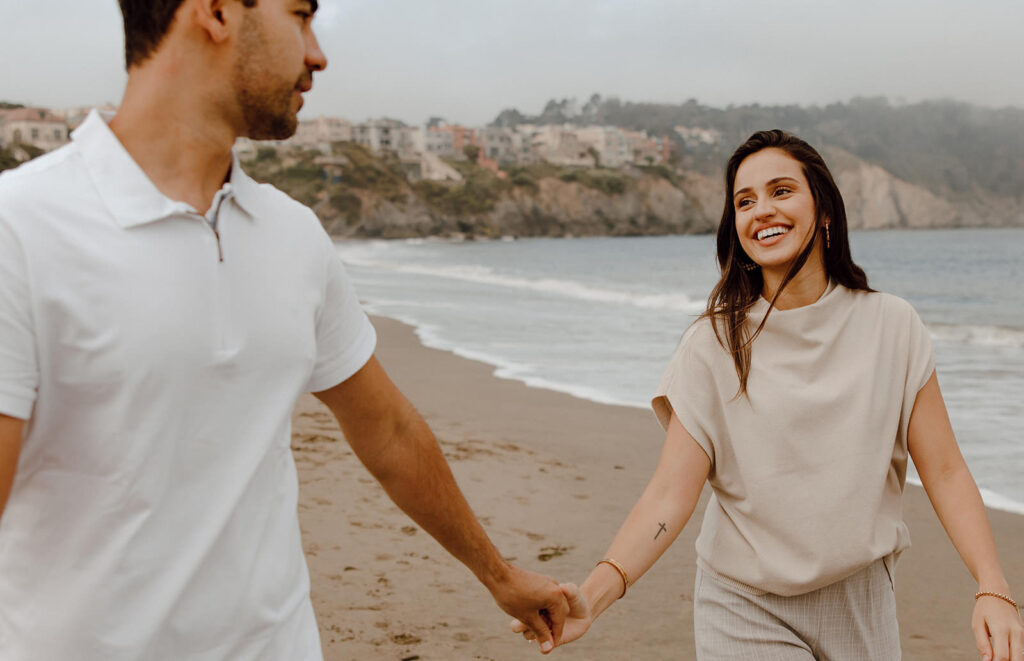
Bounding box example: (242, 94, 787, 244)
(510, 582, 592, 653)
(487, 564, 569, 654)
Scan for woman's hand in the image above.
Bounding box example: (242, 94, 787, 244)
(972, 595, 1024, 661)
(510, 583, 592, 654)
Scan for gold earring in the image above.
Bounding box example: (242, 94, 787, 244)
(825, 224, 831, 250)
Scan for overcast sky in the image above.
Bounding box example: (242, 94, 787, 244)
(2, 0, 1021, 126)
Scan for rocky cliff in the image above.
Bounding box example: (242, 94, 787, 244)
(823, 146, 1023, 230)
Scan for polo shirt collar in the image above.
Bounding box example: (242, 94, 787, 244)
(73, 109, 261, 228)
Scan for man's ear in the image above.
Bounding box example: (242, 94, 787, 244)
(190, 0, 234, 45)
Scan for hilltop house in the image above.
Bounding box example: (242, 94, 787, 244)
(0, 108, 68, 152)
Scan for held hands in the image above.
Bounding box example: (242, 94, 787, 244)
(488, 565, 570, 653)
(972, 596, 1024, 661)
(510, 583, 593, 654)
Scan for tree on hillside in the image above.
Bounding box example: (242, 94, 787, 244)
(0, 146, 21, 172)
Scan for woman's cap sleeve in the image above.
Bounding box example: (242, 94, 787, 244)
(651, 323, 718, 465)
(906, 303, 936, 395)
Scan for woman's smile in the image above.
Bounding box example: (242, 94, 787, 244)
(754, 223, 792, 245)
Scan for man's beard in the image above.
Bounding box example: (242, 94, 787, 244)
(232, 12, 301, 141)
(237, 83, 298, 140)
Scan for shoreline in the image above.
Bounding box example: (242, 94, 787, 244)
(294, 315, 1024, 660)
(362, 306, 1024, 516)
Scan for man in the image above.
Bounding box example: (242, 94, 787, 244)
(0, 0, 567, 658)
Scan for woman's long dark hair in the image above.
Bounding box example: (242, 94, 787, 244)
(702, 130, 872, 396)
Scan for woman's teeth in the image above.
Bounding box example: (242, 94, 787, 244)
(756, 226, 790, 241)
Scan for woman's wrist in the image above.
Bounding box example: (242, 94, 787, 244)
(976, 575, 1011, 595)
(581, 563, 627, 620)
(975, 591, 1019, 611)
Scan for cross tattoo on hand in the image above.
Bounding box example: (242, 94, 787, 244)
(655, 522, 667, 540)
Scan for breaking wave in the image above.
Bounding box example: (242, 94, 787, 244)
(926, 323, 1024, 349)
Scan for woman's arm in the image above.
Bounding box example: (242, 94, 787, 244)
(513, 412, 711, 651)
(907, 371, 1024, 661)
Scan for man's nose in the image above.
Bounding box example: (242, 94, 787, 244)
(306, 31, 327, 72)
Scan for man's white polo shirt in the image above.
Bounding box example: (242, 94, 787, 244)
(0, 111, 376, 660)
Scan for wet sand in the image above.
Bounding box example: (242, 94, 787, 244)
(293, 316, 1024, 660)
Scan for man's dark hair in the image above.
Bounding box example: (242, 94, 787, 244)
(118, 0, 259, 68)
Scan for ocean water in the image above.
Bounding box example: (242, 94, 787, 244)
(336, 229, 1024, 514)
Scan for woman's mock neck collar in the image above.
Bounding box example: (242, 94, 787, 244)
(750, 279, 840, 317)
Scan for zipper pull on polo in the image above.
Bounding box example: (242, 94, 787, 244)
(205, 184, 233, 263)
(212, 224, 224, 262)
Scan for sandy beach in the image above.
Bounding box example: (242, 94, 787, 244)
(293, 315, 1024, 661)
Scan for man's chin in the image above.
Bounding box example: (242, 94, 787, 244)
(244, 114, 299, 141)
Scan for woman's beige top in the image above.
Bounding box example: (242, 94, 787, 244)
(653, 282, 935, 596)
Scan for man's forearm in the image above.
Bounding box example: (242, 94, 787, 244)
(316, 356, 569, 650)
(314, 357, 510, 587)
(358, 404, 509, 588)
(0, 414, 24, 521)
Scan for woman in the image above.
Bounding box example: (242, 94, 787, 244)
(512, 130, 1023, 659)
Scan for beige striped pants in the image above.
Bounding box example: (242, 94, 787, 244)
(693, 559, 901, 660)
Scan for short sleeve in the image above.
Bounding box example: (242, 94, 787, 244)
(651, 324, 719, 465)
(0, 219, 39, 420)
(305, 233, 377, 393)
(906, 304, 936, 394)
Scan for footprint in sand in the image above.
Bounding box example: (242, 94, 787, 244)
(391, 633, 422, 645)
(537, 545, 572, 562)
(297, 433, 336, 444)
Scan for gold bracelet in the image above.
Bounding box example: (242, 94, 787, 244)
(975, 591, 1019, 611)
(596, 558, 629, 599)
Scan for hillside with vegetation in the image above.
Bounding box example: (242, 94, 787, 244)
(242, 111, 1023, 240)
(242, 143, 721, 238)
(495, 94, 1024, 208)
(246, 95, 1024, 238)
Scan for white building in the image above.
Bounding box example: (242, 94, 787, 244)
(0, 108, 68, 152)
(352, 118, 408, 154)
(675, 125, 721, 146)
(530, 125, 596, 167)
(291, 116, 353, 150)
(424, 128, 455, 158)
(479, 127, 517, 163)
(573, 126, 632, 168)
